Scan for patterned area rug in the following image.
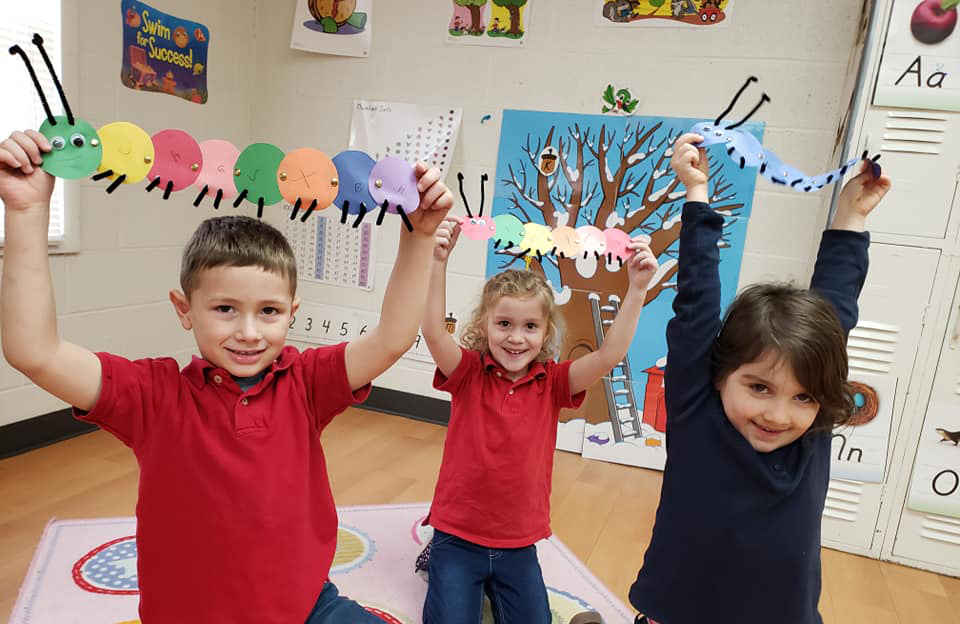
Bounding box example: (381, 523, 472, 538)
(10, 503, 633, 623)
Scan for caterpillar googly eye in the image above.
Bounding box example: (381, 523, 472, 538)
(51, 136, 65, 150)
(70, 133, 85, 148)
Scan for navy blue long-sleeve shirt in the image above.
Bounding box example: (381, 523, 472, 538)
(628, 202, 869, 624)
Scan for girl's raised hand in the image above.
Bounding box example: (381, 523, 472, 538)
(832, 160, 892, 231)
(434, 216, 461, 262)
(0, 130, 55, 211)
(626, 236, 659, 292)
(409, 162, 454, 236)
(671, 133, 710, 202)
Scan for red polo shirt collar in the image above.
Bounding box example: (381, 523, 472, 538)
(480, 351, 547, 383)
(182, 345, 299, 389)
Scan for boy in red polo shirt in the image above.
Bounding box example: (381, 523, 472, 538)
(418, 216, 660, 624)
(0, 129, 452, 623)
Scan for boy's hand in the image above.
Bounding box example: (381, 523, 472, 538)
(671, 133, 709, 203)
(831, 160, 892, 231)
(405, 162, 454, 236)
(0, 131, 55, 211)
(434, 216, 461, 262)
(626, 236, 659, 292)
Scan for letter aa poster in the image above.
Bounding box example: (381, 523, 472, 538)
(120, 0, 209, 104)
(874, 0, 960, 112)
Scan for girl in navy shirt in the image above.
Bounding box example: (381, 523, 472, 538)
(628, 133, 891, 624)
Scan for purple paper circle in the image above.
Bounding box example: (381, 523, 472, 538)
(369, 156, 420, 215)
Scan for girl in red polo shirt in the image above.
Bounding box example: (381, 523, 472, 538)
(419, 216, 659, 624)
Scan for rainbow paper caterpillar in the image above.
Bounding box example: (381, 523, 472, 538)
(11, 34, 421, 230)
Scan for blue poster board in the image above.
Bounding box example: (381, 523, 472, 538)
(487, 109, 762, 468)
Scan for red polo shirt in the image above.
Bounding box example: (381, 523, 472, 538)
(427, 348, 585, 548)
(74, 342, 370, 624)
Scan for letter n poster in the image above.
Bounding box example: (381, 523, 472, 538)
(873, 0, 960, 112)
(120, 0, 209, 104)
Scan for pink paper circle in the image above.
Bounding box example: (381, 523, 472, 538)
(577, 225, 607, 254)
(459, 215, 496, 241)
(147, 129, 202, 191)
(604, 228, 633, 260)
(194, 139, 240, 199)
(369, 157, 420, 215)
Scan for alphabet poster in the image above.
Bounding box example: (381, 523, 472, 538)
(830, 373, 897, 483)
(873, 0, 960, 112)
(120, 0, 209, 104)
(907, 401, 960, 519)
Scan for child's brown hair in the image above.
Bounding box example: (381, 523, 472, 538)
(460, 269, 564, 362)
(712, 283, 854, 431)
(179, 216, 297, 298)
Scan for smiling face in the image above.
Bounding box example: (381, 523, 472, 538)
(484, 295, 548, 381)
(277, 148, 339, 209)
(717, 351, 820, 453)
(39, 117, 102, 179)
(170, 265, 299, 378)
(97, 121, 155, 183)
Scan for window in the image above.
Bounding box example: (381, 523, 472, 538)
(0, 1, 64, 243)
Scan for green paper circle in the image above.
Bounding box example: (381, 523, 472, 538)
(39, 117, 102, 180)
(233, 143, 285, 206)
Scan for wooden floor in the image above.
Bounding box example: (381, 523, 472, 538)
(1, 407, 959, 623)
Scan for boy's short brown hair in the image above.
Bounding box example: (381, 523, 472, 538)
(179, 216, 298, 298)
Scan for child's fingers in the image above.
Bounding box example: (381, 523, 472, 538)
(674, 133, 704, 151)
(0, 145, 23, 170)
(10, 131, 44, 166)
(413, 161, 429, 177)
(24, 129, 52, 153)
(0, 138, 34, 173)
(416, 165, 441, 192)
(419, 182, 447, 211)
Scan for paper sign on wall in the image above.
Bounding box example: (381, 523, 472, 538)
(120, 0, 209, 103)
(907, 401, 960, 519)
(290, 0, 372, 57)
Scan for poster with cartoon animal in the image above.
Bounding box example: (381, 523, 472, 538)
(120, 0, 209, 103)
(829, 373, 897, 483)
(596, 0, 733, 28)
(488, 110, 760, 463)
(907, 401, 960, 519)
(447, 0, 533, 47)
(290, 0, 372, 57)
(874, 0, 960, 111)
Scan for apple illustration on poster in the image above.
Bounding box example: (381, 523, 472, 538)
(911, 0, 959, 44)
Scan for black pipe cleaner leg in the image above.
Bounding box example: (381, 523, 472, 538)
(145, 178, 161, 192)
(608, 252, 613, 264)
(162, 180, 173, 200)
(290, 198, 302, 220)
(300, 199, 318, 222)
(550, 246, 557, 257)
(214, 189, 224, 209)
(340, 201, 349, 224)
(559, 251, 565, 259)
(494, 239, 501, 249)
(92, 169, 113, 181)
(618, 257, 623, 268)
(257, 197, 264, 219)
(233, 189, 248, 208)
(106, 174, 126, 194)
(397, 206, 413, 232)
(376, 200, 389, 226)
(536, 250, 542, 262)
(193, 185, 208, 207)
(478, 173, 488, 218)
(352, 204, 367, 228)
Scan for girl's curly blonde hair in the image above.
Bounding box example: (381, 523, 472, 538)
(460, 269, 564, 363)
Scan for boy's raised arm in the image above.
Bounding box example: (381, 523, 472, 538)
(0, 131, 102, 411)
(344, 163, 453, 390)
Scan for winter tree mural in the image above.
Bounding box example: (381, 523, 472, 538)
(487, 110, 762, 469)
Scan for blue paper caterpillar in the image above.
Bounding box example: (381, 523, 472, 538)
(690, 76, 881, 192)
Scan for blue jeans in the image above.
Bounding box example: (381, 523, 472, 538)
(422, 530, 551, 624)
(305, 581, 383, 623)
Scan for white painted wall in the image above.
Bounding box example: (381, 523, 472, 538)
(0, 0, 871, 424)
